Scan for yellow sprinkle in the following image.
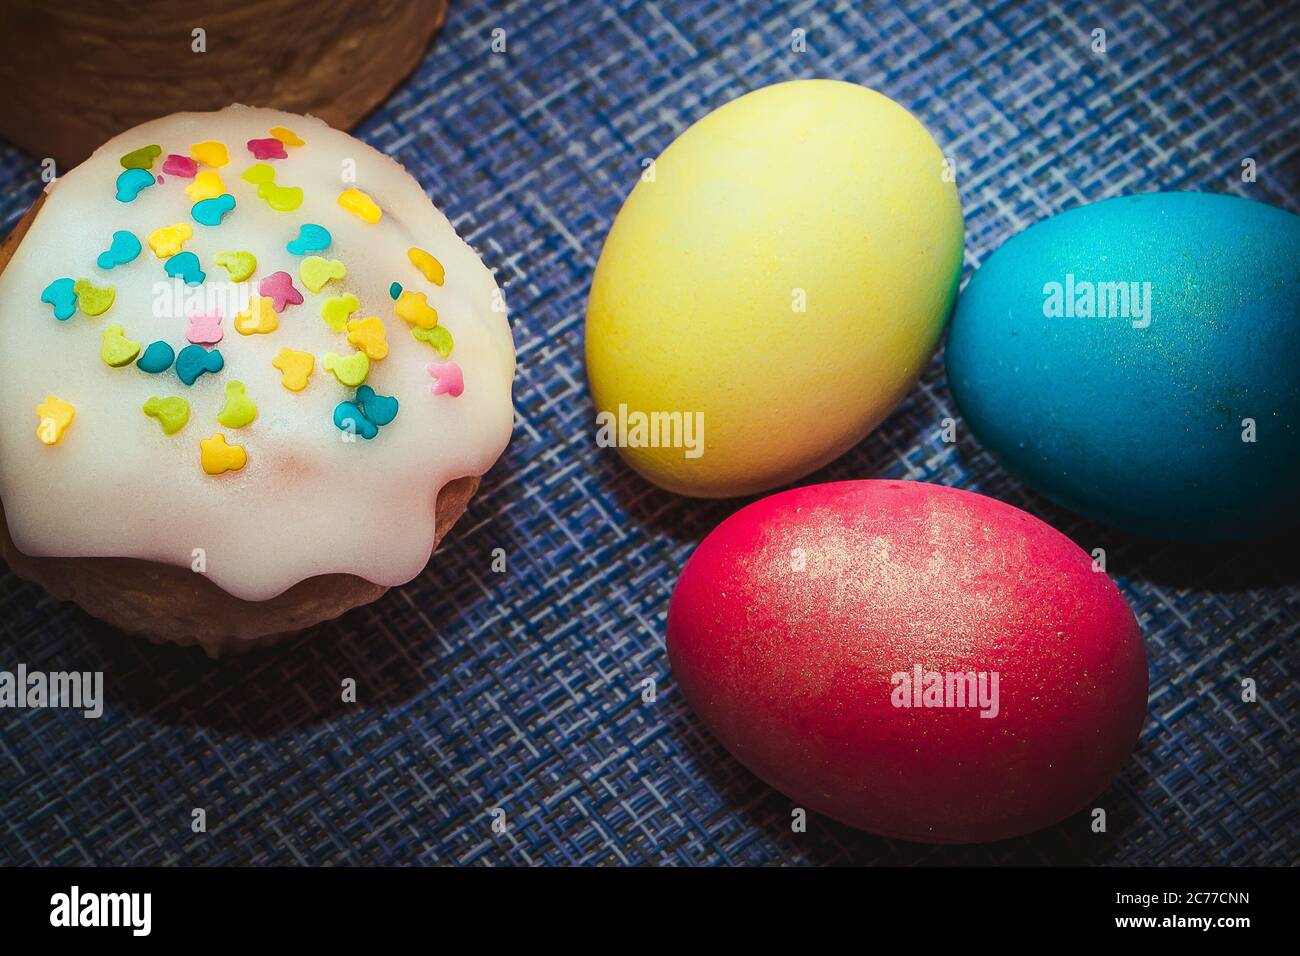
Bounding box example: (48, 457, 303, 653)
(346, 316, 389, 360)
(272, 348, 314, 392)
(147, 223, 193, 259)
(234, 296, 279, 335)
(72, 279, 115, 316)
(322, 351, 370, 387)
(269, 126, 304, 147)
(300, 256, 346, 294)
(185, 170, 226, 202)
(200, 433, 247, 475)
(258, 181, 303, 212)
(100, 324, 142, 367)
(338, 187, 382, 224)
(215, 381, 257, 429)
(321, 293, 360, 332)
(35, 395, 75, 446)
(142, 396, 190, 435)
(395, 290, 438, 330)
(190, 140, 230, 168)
(240, 163, 276, 185)
(407, 247, 445, 286)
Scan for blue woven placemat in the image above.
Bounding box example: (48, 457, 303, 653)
(0, 0, 1296, 866)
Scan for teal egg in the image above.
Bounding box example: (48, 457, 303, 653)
(946, 192, 1300, 541)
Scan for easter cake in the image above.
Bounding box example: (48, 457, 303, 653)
(0, 106, 515, 654)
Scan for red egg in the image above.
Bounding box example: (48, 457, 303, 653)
(667, 480, 1148, 843)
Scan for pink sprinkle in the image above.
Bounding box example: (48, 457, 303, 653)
(156, 175, 164, 184)
(427, 361, 464, 398)
(187, 311, 223, 345)
(259, 271, 303, 312)
(247, 137, 288, 160)
(162, 154, 198, 177)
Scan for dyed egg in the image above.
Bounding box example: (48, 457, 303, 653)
(947, 192, 1300, 541)
(667, 480, 1147, 843)
(586, 80, 963, 497)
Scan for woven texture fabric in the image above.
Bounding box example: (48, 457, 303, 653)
(1, 0, 1297, 866)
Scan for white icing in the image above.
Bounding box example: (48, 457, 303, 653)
(0, 106, 515, 601)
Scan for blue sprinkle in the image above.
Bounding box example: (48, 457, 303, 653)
(136, 340, 176, 374)
(176, 344, 223, 386)
(356, 385, 399, 427)
(286, 223, 331, 255)
(388, 282, 402, 300)
(333, 401, 378, 440)
(164, 251, 205, 286)
(40, 277, 78, 320)
(115, 167, 155, 202)
(192, 193, 235, 226)
(96, 230, 142, 270)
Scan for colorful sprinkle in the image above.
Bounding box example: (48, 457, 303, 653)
(389, 282, 402, 300)
(395, 289, 438, 329)
(427, 360, 464, 397)
(408, 247, 445, 286)
(272, 348, 314, 392)
(247, 137, 288, 160)
(137, 340, 176, 374)
(41, 278, 77, 320)
(192, 193, 235, 226)
(355, 385, 399, 426)
(164, 251, 205, 285)
(338, 187, 382, 223)
(185, 171, 225, 202)
(346, 316, 388, 360)
(333, 401, 378, 440)
(191, 140, 230, 168)
(216, 381, 257, 428)
(259, 272, 303, 312)
(411, 325, 454, 357)
(35, 396, 75, 446)
(115, 167, 155, 202)
(143, 395, 190, 435)
(240, 163, 276, 185)
(258, 180, 303, 212)
(321, 293, 360, 332)
(239, 162, 303, 211)
(96, 230, 141, 270)
(176, 344, 224, 385)
(322, 350, 370, 387)
(269, 126, 304, 147)
(286, 223, 331, 255)
(73, 279, 115, 316)
(162, 154, 199, 178)
(101, 324, 142, 367)
(120, 144, 161, 170)
(200, 433, 246, 475)
(300, 256, 346, 294)
(333, 385, 399, 440)
(213, 250, 257, 282)
(186, 311, 224, 345)
(234, 296, 278, 335)
(148, 223, 193, 259)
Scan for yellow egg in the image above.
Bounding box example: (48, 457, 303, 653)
(586, 80, 963, 497)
